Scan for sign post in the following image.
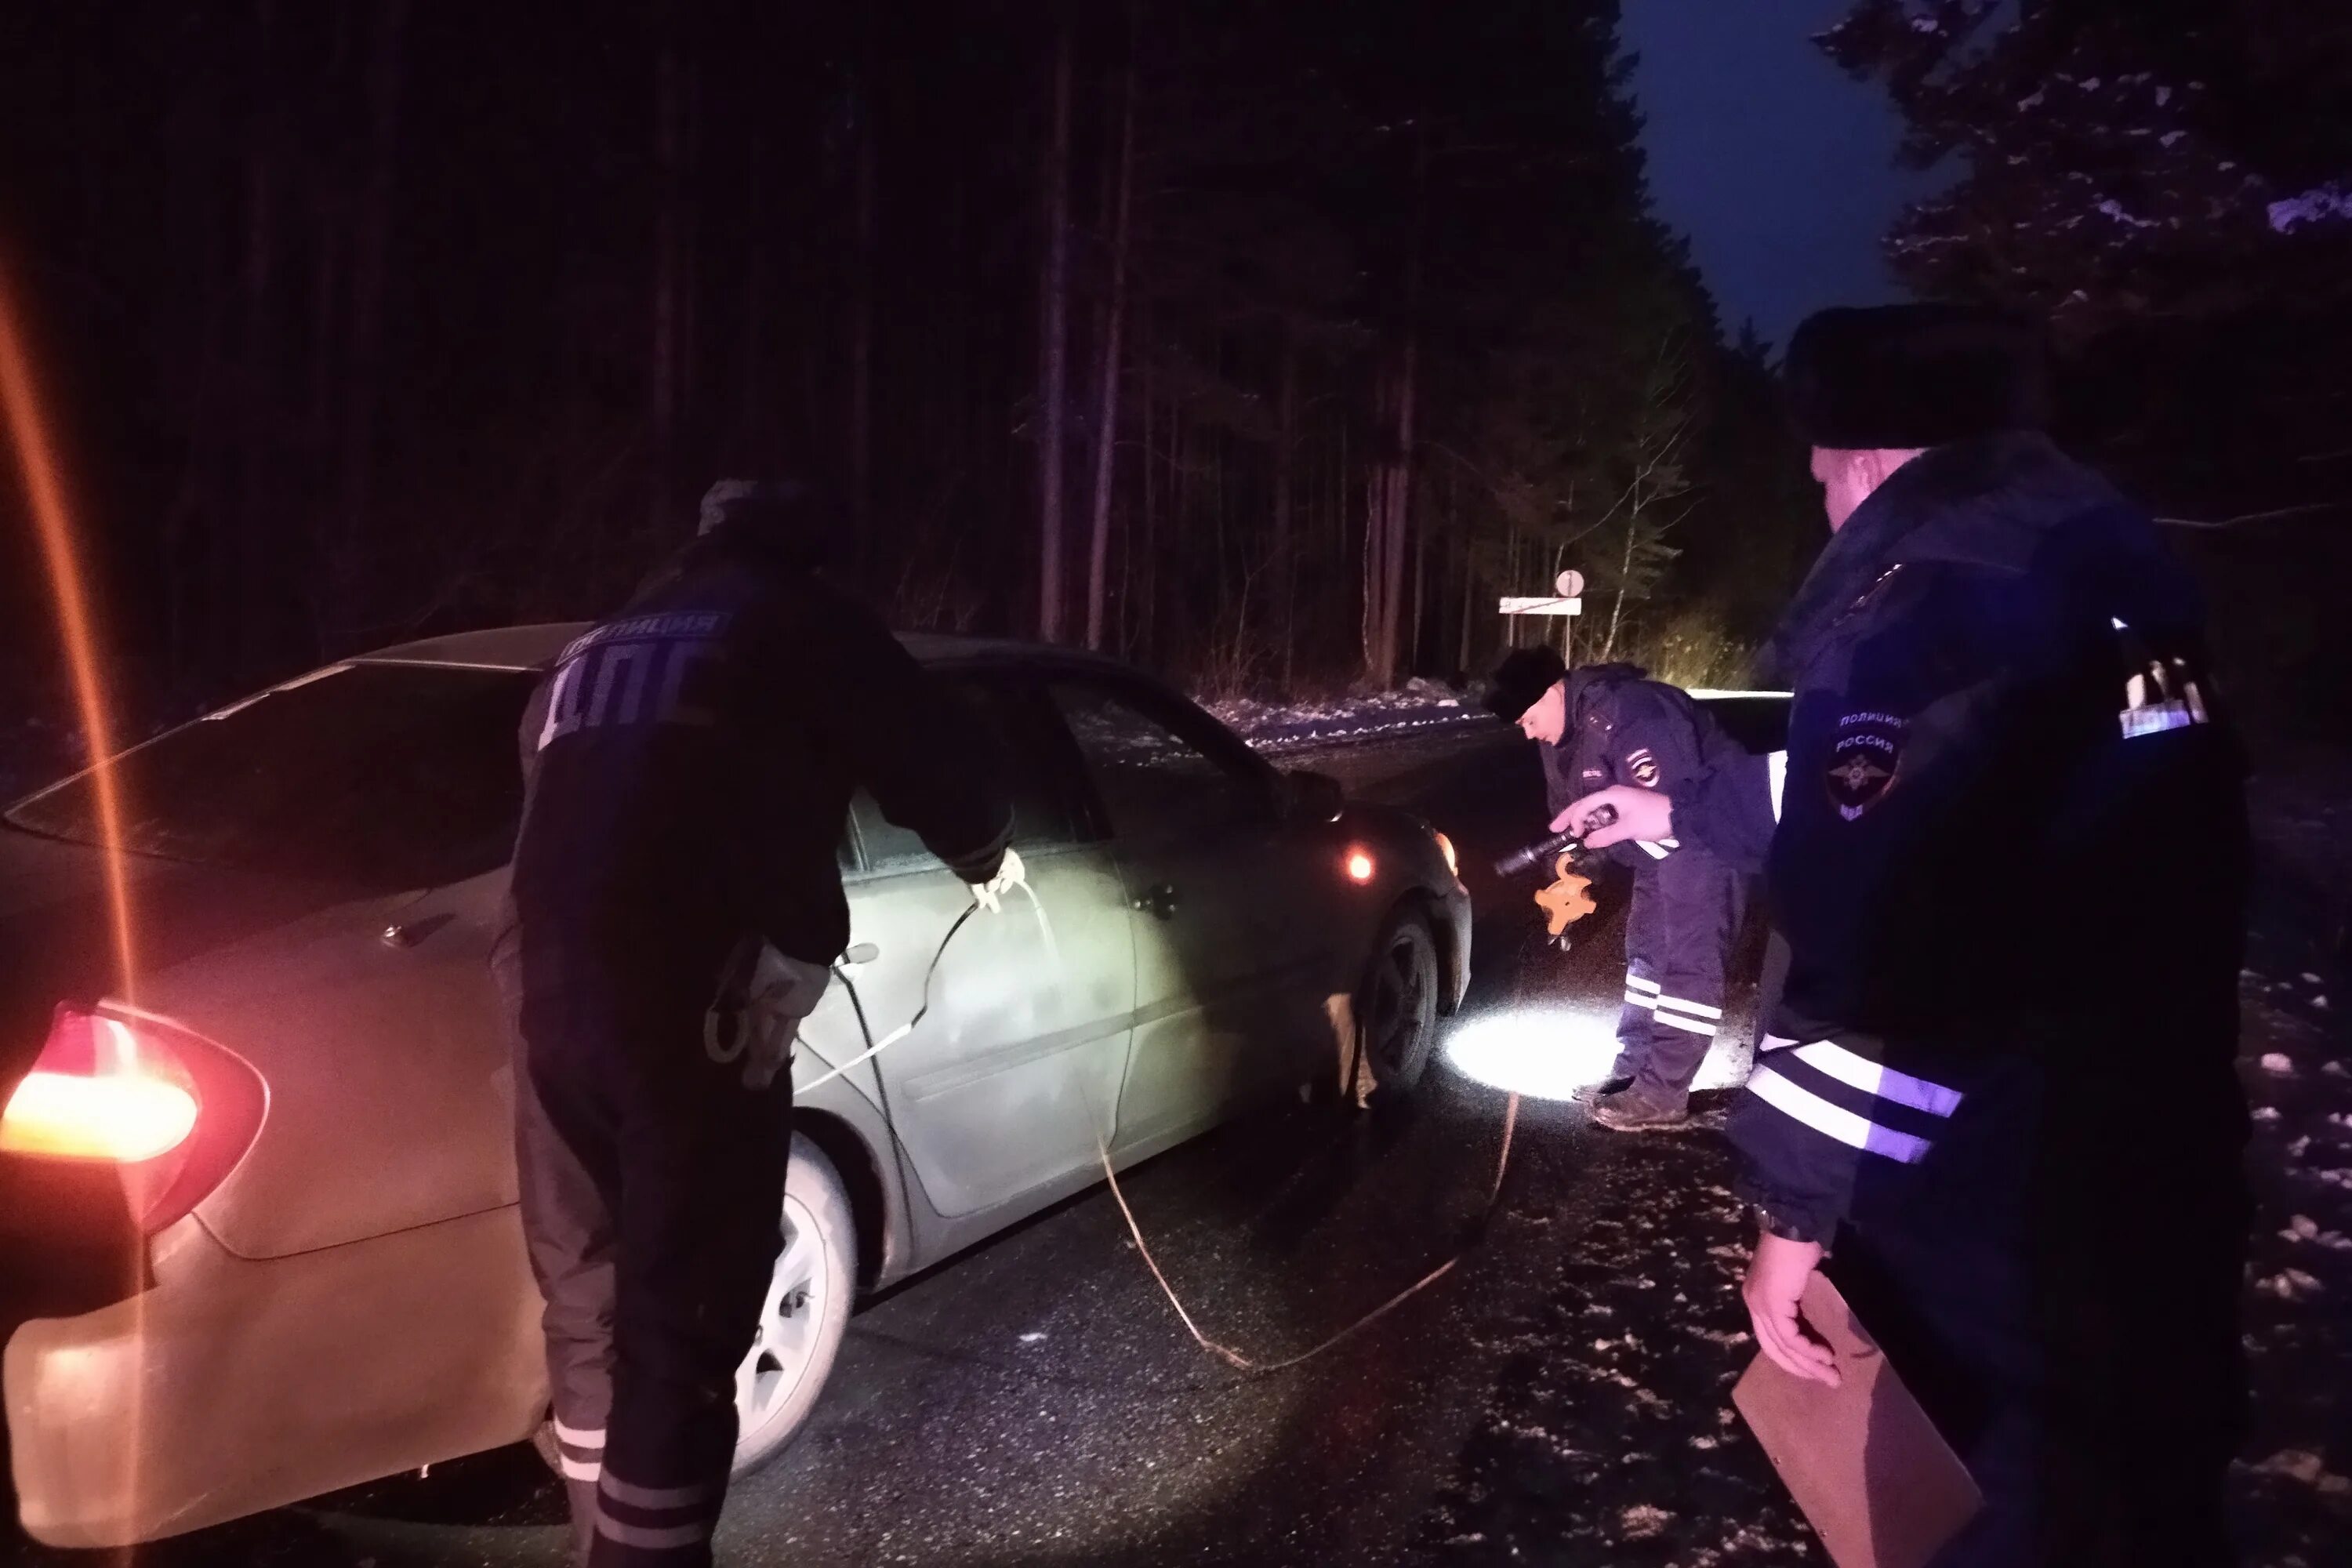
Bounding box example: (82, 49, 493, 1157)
(1499, 570, 1584, 662)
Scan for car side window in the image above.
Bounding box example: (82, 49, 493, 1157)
(1047, 680, 1269, 841)
(850, 677, 1084, 875)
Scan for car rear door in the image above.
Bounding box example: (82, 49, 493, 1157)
(844, 674, 1135, 1219)
(1044, 677, 1330, 1154)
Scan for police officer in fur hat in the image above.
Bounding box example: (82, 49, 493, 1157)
(1558, 304, 2249, 1565)
(499, 478, 1019, 1566)
(1486, 648, 1751, 1129)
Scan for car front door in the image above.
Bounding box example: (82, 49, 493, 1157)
(1046, 678, 1330, 1155)
(840, 675, 1136, 1219)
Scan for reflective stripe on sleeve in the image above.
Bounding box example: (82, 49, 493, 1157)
(1653, 1011, 1719, 1037)
(1637, 840, 1671, 859)
(561, 1456, 603, 1483)
(1746, 1065, 1932, 1163)
(554, 1421, 606, 1449)
(1623, 990, 1659, 1011)
(1624, 975, 1661, 995)
(1657, 996, 1722, 1021)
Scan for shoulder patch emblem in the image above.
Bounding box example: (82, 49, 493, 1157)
(1826, 712, 1905, 820)
(1625, 746, 1661, 788)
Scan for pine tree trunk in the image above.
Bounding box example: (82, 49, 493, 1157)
(1084, 51, 1135, 652)
(332, 0, 408, 645)
(849, 90, 877, 546)
(1274, 325, 1298, 691)
(649, 21, 688, 536)
(1035, 26, 1073, 642)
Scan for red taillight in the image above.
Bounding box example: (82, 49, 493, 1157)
(1345, 848, 1377, 884)
(0, 1005, 263, 1233)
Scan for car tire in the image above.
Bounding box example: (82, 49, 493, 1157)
(1356, 902, 1442, 1095)
(527, 1132, 858, 1482)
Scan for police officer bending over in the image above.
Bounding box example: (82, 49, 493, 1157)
(499, 479, 1017, 1567)
(1563, 306, 2249, 1566)
(1487, 651, 1749, 1130)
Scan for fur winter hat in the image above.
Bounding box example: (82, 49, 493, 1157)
(1784, 303, 2051, 451)
(698, 477, 818, 536)
(1484, 646, 1567, 724)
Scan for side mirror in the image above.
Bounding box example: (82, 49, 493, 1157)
(1279, 770, 1346, 826)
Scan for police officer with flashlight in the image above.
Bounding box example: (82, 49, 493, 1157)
(1562, 305, 2249, 1565)
(1487, 650, 1751, 1130)
(499, 478, 1018, 1567)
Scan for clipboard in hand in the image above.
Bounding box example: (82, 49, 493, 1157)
(1732, 1273, 1983, 1568)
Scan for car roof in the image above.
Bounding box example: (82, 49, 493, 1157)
(352, 622, 1141, 679)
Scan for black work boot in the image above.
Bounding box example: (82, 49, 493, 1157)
(1571, 1074, 1635, 1105)
(1592, 1085, 1690, 1131)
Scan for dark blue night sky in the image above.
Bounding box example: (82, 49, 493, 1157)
(1623, 0, 1949, 348)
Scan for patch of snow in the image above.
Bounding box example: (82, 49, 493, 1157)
(2096, 198, 2161, 230)
(2157, 85, 2172, 107)
(2253, 1105, 2282, 1123)
(2257, 1269, 2323, 1301)
(2283, 1215, 2319, 1240)
(1019, 1331, 1047, 1344)
(2161, 131, 2186, 148)
(2316, 997, 2332, 1011)
(2018, 87, 2048, 111)
(2248, 1450, 2352, 1498)
(1617, 1504, 1673, 1541)
(2298, 972, 2321, 983)
(2080, 78, 2102, 92)
(2261, 1052, 2296, 1076)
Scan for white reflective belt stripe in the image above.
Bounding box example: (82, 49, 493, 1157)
(1760, 1033, 1800, 1053)
(554, 1420, 606, 1448)
(1656, 996, 1723, 1020)
(1767, 750, 1788, 822)
(1653, 1011, 1718, 1037)
(1748, 1065, 1932, 1164)
(595, 1515, 715, 1550)
(2120, 702, 2199, 739)
(1624, 975, 1661, 994)
(1623, 992, 1658, 1010)
(598, 1474, 723, 1509)
(1660, 837, 1680, 849)
(561, 1456, 603, 1483)
(1789, 1040, 1965, 1117)
(1637, 840, 1671, 859)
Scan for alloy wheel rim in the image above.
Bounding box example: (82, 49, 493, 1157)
(734, 1192, 827, 1449)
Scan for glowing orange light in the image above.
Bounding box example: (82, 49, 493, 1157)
(0, 260, 136, 997)
(1432, 831, 1459, 880)
(1345, 848, 1376, 884)
(0, 1071, 198, 1163)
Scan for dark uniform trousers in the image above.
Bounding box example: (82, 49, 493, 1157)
(1818, 1042, 2246, 1568)
(513, 974, 793, 1568)
(1613, 848, 1746, 1105)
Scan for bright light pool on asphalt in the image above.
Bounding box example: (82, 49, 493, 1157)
(1439, 1000, 1754, 1102)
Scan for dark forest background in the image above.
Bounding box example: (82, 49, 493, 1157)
(1, 1, 2346, 751)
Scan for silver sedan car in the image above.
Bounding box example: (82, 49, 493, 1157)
(0, 625, 1470, 1549)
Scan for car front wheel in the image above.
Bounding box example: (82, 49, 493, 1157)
(1357, 903, 1441, 1094)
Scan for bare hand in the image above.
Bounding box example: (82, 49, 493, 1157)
(1551, 786, 1672, 849)
(1743, 1232, 1841, 1386)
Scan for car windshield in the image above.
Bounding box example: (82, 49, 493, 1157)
(4, 662, 536, 890)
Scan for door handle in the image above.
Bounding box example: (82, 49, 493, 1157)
(1132, 883, 1180, 920)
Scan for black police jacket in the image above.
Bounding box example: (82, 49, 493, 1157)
(1538, 665, 1749, 870)
(506, 528, 1012, 1010)
(1676, 434, 2249, 1244)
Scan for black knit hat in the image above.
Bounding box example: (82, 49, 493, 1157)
(1785, 303, 2051, 450)
(1484, 646, 1566, 724)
